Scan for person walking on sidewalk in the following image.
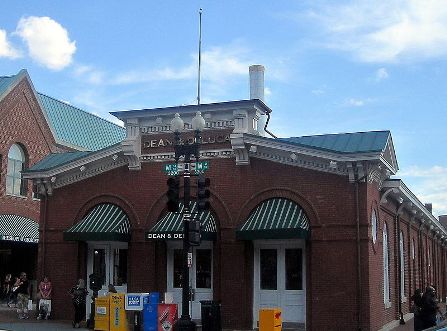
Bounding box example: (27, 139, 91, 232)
(411, 288, 424, 331)
(15, 272, 30, 319)
(69, 279, 88, 328)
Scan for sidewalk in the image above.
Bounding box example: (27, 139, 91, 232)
(0, 304, 88, 330)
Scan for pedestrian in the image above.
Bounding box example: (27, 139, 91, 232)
(37, 275, 52, 319)
(108, 284, 117, 294)
(7, 276, 20, 307)
(69, 279, 88, 328)
(411, 288, 424, 331)
(420, 286, 441, 329)
(1, 273, 12, 303)
(15, 272, 30, 319)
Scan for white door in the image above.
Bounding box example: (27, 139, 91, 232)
(254, 240, 305, 327)
(86, 242, 128, 317)
(167, 241, 213, 320)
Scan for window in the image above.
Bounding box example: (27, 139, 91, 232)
(260, 249, 277, 290)
(6, 144, 26, 196)
(113, 249, 127, 285)
(400, 231, 405, 300)
(428, 248, 431, 267)
(195, 249, 212, 289)
(285, 249, 303, 290)
(383, 223, 391, 307)
(411, 239, 415, 260)
(371, 209, 378, 244)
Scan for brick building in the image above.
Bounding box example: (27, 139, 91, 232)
(0, 70, 125, 282)
(24, 66, 447, 330)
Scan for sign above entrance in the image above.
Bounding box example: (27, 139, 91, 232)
(141, 128, 233, 155)
(146, 232, 184, 240)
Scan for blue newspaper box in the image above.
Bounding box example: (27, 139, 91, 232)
(143, 292, 160, 331)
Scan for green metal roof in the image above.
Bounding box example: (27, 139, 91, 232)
(0, 214, 39, 243)
(38, 93, 126, 151)
(277, 130, 390, 154)
(64, 203, 130, 242)
(146, 202, 217, 241)
(0, 75, 16, 98)
(236, 198, 310, 240)
(27, 151, 92, 172)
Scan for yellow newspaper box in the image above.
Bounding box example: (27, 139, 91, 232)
(94, 296, 110, 331)
(109, 293, 127, 331)
(259, 308, 282, 331)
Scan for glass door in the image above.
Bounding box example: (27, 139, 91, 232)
(254, 241, 306, 326)
(167, 242, 213, 320)
(86, 242, 128, 318)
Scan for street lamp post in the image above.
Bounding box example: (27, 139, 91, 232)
(171, 112, 205, 331)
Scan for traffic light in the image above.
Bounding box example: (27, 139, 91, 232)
(166, 176, 180, 212)
(197, 175, 210, 211)
(188, 219, 201, 246)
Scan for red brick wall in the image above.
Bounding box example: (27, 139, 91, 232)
(0, 78, 58, 220)
(39, 152, 447, 329)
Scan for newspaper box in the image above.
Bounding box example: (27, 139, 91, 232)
(94, 296, 110, 331)
(157, 303, 178, 331)
(109, 293, 127, 331)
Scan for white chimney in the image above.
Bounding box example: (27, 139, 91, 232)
(249, 65, 265, 101)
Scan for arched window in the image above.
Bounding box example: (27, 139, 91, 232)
(400, 231, 405, 300)
(411, 238, 415, 260)
(371, 209, 377, 244)
(6, 144, 26, 196)
(383, 223, 391, 307)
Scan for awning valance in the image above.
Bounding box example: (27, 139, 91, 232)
(0, 215, 39, 243)
(236, 198, 310, 240)
(146, 202, 217, 241)
(64, 204, 130, 242)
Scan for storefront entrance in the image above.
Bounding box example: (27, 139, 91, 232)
(86, 242, 128, 316)
(253, 240, 305, 327)
(167, 242, 213, 320)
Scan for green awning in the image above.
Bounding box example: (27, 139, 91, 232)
(146, 202, 217, 241)
(236, 198, 310, 240)
(64, 204, 130, 242)
(0, 214, 39, 243)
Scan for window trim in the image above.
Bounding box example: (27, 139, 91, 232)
(371, 209, 378, 244)
(6, 144, 27, 197)
(383, 222, 391, 308)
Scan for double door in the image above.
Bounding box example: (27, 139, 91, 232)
(167, 242, 213, 320)
(254, 241, 305, 326)
(86, 242, 128, 317)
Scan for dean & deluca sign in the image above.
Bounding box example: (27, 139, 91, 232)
(141, 128, 233, 154)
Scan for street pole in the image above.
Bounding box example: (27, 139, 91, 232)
(173, 129, 198, 331)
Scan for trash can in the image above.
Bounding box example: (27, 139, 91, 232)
(200, 300, 221, 331)
(259, 308, 282, 331)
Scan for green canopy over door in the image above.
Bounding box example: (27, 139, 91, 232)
(64, 203, 130, 242)
(236, 198, 310, 240)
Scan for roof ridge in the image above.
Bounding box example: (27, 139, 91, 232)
(285, 130, 390, 139)
(38, 92, 124, 129)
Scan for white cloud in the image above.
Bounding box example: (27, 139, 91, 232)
(16, 16, 76, 70)
(73, 64, 104, 84)
(375, 67, 389, 81)
(343, 97, 372, 107)
(111, 45, 251, 85)
(310, 0, 447, 63)
(398, 165, 447, 217)
(0, 29, 20, 58)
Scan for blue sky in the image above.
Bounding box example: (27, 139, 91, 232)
(1, 1, 446, 216)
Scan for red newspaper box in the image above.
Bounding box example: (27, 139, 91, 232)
(157, 303, 178, 331)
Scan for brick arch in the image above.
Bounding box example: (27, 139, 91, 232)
(71, 194, 139, 229)
(235, 187, 320, 230)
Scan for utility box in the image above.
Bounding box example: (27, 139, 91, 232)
(109, 293, 127, 331)
(259, 308, 282, 331)
(94, 296, 110, 331)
